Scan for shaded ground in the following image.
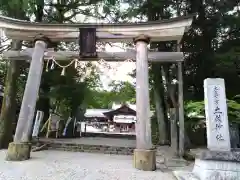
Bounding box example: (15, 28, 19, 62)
(0, 150, 193, 180)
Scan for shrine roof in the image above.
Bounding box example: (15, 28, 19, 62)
(103, 104, 136, 117)
(112, 103, 136, 111)
(84, 107, 154, 118)
(84, 109, 111, 118)
(0, 14, 194, 42)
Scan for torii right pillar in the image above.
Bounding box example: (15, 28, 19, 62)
(133, 35, 156, 171)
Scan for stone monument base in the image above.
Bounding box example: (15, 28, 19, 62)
(6, 142, 31, 161)
(133, 149, 156, 171)
(174, 150, 240, 180)
(193, 159, 240, 179)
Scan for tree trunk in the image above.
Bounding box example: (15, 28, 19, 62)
(152, 64, 169, 144)
(161, 65, 173, 142)
(0, 41, 22, 148)
(154, 86, 168, 144)
(170, 107, 178, 155)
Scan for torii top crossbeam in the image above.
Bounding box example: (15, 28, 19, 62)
(0, 15, 193, 42)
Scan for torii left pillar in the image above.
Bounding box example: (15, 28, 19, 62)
(133, 35, 156, 171)
(6, 36, 48, 161)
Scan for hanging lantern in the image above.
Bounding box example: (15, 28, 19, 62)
(45, 60, 49, 72)
(50, 61, 55, 70)
(75, 59, 78, 69)
(61, 67, 66, 76)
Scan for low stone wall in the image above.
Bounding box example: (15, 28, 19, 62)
(82, 132, 136, 139)
(33, 139, 164, 156)
(45, 142, 135, 155)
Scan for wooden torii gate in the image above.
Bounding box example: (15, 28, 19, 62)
(0, 15, 193, 171)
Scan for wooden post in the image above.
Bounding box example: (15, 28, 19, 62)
(6, 36, 48, 161)
(170, 107, 178, 155)
(133, 35, 156, 171)
(178, 60, 185, 157)
(46, 115, 51, 138)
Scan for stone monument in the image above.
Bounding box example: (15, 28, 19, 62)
(174, 78, 240, 180)
(203, 78, 231, 152)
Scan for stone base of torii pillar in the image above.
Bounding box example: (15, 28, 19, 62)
(6, 142, 32, 161)
(174, 78, 240, 180)
(133, 149, 156, 171)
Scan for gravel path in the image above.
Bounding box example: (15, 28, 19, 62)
(0, 150, 177, 180)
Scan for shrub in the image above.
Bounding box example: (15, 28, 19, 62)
(185, 100, 240, 130)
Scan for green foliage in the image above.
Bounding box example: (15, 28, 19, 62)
(37, 60, 100, 117)
(233, 95, 240, 103)
(227, 100, 240, 123)
(185, 101, 205, 118)
(0, 0, 31, 19)
(85, 80, 136, 108)
(182, 0, 240, 100)
(117, 0, 240, 102)
(185, 100, 240, 125)
(108, 80, 136, 103)
(0, 60, 8, 84)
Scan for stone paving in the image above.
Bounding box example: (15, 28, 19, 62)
(0, 150, 193, 180)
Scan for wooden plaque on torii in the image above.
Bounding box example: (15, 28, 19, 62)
(79, 28, 97, 58)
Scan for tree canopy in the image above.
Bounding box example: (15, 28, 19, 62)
(0, 0, 240, 148)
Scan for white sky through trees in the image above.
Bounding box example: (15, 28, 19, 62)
(0, 2, 137, 90)
(100, 44, 135, 90)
